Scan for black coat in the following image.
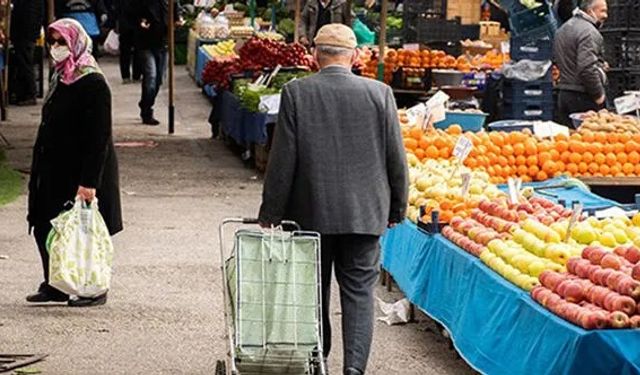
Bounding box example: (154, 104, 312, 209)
(11, 0, 44, 43)
(28, 73, 123, 235)
(132, 0, 179, 50)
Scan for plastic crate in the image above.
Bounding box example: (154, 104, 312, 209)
(402, 0, 447, 42)
(602, 30, 640, 70)
(488, 119, 535, 133)
(435, 111, 488, 132)
(509, 3, 557, 38)
(415, 17, 462, 44)
(510, 34, 553, 61)
(503, 98, 554, 121)
(607, 69, 640, 99)
(503, 80, 554, 102)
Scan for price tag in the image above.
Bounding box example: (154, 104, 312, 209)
(533, 121, 570, 138)
(403, 43, 420, 51)
(452, 135, 473, 162)
(615, 94, 640, 115)
(565, 203, 584, 243)
(507, 178, 519, 205)
(460, 172, 472, 196)
(406, 103, 427, 125)
(259, 94, 281, 115)
(501, 41, 510, 54)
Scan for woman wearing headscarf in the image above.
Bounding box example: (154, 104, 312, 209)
(27, 18, 122, 307)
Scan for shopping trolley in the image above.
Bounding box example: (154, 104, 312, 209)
(216, 218, 327, 375)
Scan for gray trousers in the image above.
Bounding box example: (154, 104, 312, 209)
(321, 234, 380, 374)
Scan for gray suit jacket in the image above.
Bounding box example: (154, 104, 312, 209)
(258, 66, 409, 236)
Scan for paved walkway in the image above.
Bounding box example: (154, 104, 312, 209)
(0, 59, 475, 375)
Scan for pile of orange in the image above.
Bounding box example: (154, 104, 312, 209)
(402, 123, 640, 183)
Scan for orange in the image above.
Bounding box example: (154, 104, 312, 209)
(606, 153, 617, 166)
(516, 155, 527, 166)
(542, 160, 557, 174)
(594, 153, 606, 165)
(578, 162, 589, 173)
(446, 124, 462, 135)
(426, 145, 439, 158)
(528, 165, 539, 177)
(635, 164, 640, 175)
(517, 165, 529, 176)
(440, 210, 454, 223)
(404, 138, 418, 150)
(536, 171, 549, 181)
(527, 155, 539, 166)
(410, 127, 423, 140)
(549, 149, 560, 160)
(489, 132, 505, 147)
(555, 161, 566, 172)
(439, 201, 453, 211)
(415, 148, 425, 160)
(619, 133, 631, 143)
(509, 131, 525, 145)
(434, 136, 447, 149)
(503, 166, 513, 177)
(616, 172, 627, 177)
(561, 151, 572, 163)
(513, 143, 525, 156)
(629, 151, 640, 164)
(566, 163, 579, 175)
(608, 133, 620, 143)
(626, 141, 639, 153)
(537, 141, 550, 153)
(521, 175, 533, 183)
(569, 141, 585, 154)
(610, 164, 622, 176)
(502, 144, 514, 156)
(614, 143, 625, 154)
(633, 134, 640, 144)
(599, 164, 610, 176)
(507, 155, 516, 166)
(569, 153, 582, 164)
(623, 163, 635, 175)
(617, 152, 628, 164)
(581, 130, 595, 143)
(582, 152, 594, 163)
(591, 142, 603, 154)
(439, 147, 451, 159)
(595, 132, 607, 144)
(555, 133, 569, 142)
(498, 155, 508, 167)
(525, 140, 538, 156)
(570, 133, 582, 142)
(494, 165, 503, 177)
(419, 136, 431, 150)
(539, 151, 552, 165)
(465, 157, 477, 168)
(555, 141, 569, 153)
(588, 162, 599, 174)
(603, 144, 614, 154)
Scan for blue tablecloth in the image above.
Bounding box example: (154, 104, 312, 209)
(381, 222, 640, 375)
(195, 46, 213, 86)
(213, 91, 275, 146)
(499, 177, 621, 210)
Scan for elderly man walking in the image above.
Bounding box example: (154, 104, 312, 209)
(258, 24, 409, 375)
(554, 0, 608, 126)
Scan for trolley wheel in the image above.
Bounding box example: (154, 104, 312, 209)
(215, 360, 226, 375)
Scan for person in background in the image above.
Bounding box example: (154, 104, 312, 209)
(10, 0, 44, 106)
(298, 0, 351, 46)
(114, 0, 142, 83)
(554, 0, 579, 24)
(554, 0, 608, 127)
(132, 0, 181, 126)
(55, 0, 108, 57)
(27, 18, 122, 307)
(258, 24, 409, 375)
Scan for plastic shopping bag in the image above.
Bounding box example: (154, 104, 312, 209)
(104, 30, 120, 55)
(47, 198, 114, 298)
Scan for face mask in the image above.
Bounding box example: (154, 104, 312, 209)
(50, 46, 71, 63)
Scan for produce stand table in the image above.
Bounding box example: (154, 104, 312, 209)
(209, 90, 275, 147)
(381, 222, 640, 375)
(578, 177, 640, 205)
(187, 30, 220, 78)
(195, 46, 214, 87)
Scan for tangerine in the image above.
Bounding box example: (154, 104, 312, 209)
(513, 143, 525, 156)
(536, 171, 549, 181)
(594, 153, 606, 164)
(569, 153, 582, 164)
(524, 140, 538, 156)
(569, 141, 585, 153)
(617, 152, 628, 164)
(542, 160, 557, 174)
(581, 130, 595, 143)
(629, 151, 640, 164)
(595, 132, 607, 144)
(588, 162, 599, 174)
(527, 155, 539, 166)
(516, 155, 527, 166)
(555, 141, 569, 153)
(613, 143, 625, 154)
(583, 152, 594, 163)
(439, 147, 451, 158)
(578, 162, 589, 173)
(446, 124, 462, 135)
(599, 164, 611, 176)
(528, 165, 539, 177)
(409, 127, 423, 140)
(415, 148, 425, 160)
(426, 145, 439, 158)
(623, 163, 635, 175)
(404, 138, 418, 150)
(608, 133, 620, 143)
(626, 141, 639, 153)
(566, 163, 578, 175)
(635, 164, 640, 175)
(502, 144, 514, 156)
(561, 151, 572, 163)
(539, 151, 552, 164)
(606, 153, 617, 166)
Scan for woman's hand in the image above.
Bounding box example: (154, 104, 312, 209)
(77, 186, 96, 202)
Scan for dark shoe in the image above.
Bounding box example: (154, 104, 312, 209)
(344, 368, 363, 375)
(142, 117, 160, 126)
(16, 98, 37, 106)
(26, 290, 68, 303)
(122, 78, 132, 84)
(68, 294, 107, 307)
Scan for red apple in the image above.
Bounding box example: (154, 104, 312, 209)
(617, 277, 640, 299)
(612, 296, 637, 316)
(614, 245, 629, 258)
(629, 315, 640, 328)
(625, 246, 640, 264)
(601, 254, 623, 270)
(539, 271, 566, 291)
(589, 248, 608, 265)
(580, 310, 609, 330)
(563, 281, 585, 303)
(632, 264, 640, 281)
(574, 261, 593, 279)
(606, 271, 627, 291)
(609, 311, 630, 328)
(583, 245, 598, 261)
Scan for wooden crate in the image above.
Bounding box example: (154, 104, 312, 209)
(447, 0, 482, 25)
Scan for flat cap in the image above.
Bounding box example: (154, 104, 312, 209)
(314, 23, 357, 49)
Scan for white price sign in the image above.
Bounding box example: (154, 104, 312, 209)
(259, 94, 281, 115)
(615, 94, 640, 115)
(452, 135, 473, 162)
(406, 103, 427, 125)
(460, 172, 472, 196)
(403, 43, 420, 51)
(565, 203, 584, 243)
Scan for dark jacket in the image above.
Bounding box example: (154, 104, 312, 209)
(299, 0, 351, 41)
(55, 0, 107, 17)
(28, 73, 123, 235)
(554, 0, 577, 24)
(132, 0, 179, 50)
(112, 0, 137, 33)
(10, 0, 44, 43)
(554, 11, 607, 100)
(258, 66, 409, 236)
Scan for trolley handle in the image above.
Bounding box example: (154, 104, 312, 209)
(221, 218, 301, 231)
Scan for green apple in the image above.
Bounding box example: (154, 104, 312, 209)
(612, 228, 629, 244)
(527, 260, 547, 278)
(600, 232, 617, 248)
(572, 223, 598, 245)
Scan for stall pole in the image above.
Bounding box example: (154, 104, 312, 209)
(168, 0, 175, 134)
(294, 0, 301, 42)
(2, 0, 12, 122)
(249, 0, 256, 28)
(376, 0, 388, 82)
